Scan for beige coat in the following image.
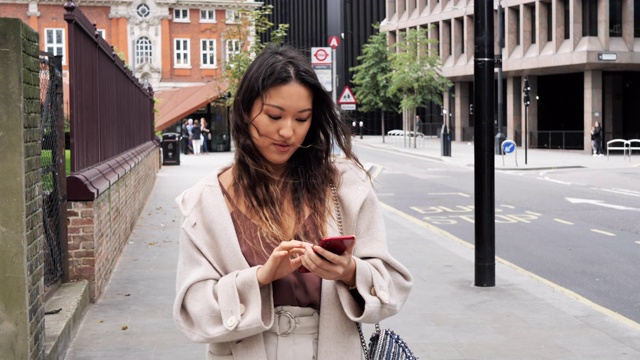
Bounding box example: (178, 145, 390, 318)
(173, 159, 413, 359)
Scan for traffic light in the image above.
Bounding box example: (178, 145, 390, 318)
(469, 103, 474, 115)
(523, 77, 531, 107)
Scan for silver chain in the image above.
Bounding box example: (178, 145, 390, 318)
(330, 183, 343, 235)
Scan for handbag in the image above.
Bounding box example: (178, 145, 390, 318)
(357, 323, 418, 360)
(329, 184, 418, 360)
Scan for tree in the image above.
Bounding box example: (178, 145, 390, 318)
(388, 26, 452, 147)
(350, 24, 399, 143)
(219, 4, 289, 105)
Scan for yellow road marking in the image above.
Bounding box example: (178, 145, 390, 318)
(553, 218, 574, 225)
(379, 201, 640, 331)
(591, 229, 616, 237)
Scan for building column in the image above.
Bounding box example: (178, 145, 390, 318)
(506, 76, 521, 144)
(584, 70, 603, 153)
(454, 81, 470, 142)
(27, 1, 40, 30)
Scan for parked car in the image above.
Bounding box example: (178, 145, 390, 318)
(386, 129, 425, 137)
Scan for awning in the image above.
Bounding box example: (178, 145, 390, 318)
(154, 82, 227, 131)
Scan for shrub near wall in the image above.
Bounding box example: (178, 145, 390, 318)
(66, 144, 159, 301)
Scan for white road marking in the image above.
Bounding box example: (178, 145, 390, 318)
(553, 218, 574, 225)
(566, 197, 640, 211)
(590, 229, 616, 237)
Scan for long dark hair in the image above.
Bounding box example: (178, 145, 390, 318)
(230, 45, 363, 248)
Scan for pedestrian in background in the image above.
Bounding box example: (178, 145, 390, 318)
(173, 45, 412, 360)
(191, 119, 203, 155)
(591, 121, 603, 156)
(201, 117, 211, 154)
(181, 119, 190, 155)
(415, 115, 423, 134)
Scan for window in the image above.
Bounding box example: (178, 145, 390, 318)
(174, 8, 189, 22)
(582, 0, 598, 36)
(45, 28, 65, 64)
(545, 2, 552, 42)
(635, 0, 640, 37)
(200, 9, 216, 23)
(225, 10, 241, 23)
(563, 0, 570, 39)
(97, 29, 106, 39)
(225, 39, 240, 62)
(610, 0, 623, 37)
(137, 3, 150, 18)
(201, 39, 217, 67)
(174, 38, 190, 67)
(530, 5, 536, 44)
(135, 37, 153, 65)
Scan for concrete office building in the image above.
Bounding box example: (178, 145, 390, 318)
(382, 0, 640, 152)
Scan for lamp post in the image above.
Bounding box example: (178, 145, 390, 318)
(523, 77, 531, 165)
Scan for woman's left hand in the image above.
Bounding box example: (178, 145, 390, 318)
(300, 242, 356, 287)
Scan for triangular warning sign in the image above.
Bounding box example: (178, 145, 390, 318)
(338, 86, 357, 104)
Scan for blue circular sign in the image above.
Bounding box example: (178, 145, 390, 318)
(502, 141, 515, 154)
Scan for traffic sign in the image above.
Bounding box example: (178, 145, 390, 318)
(341, 104, 356, 111)
(328, 36, 340, 49)
(337, 86, 357, 104)
(311, 47, 332, 65)
(502, 141, 515, 154)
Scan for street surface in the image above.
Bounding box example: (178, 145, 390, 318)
(353, 143, 640, 324)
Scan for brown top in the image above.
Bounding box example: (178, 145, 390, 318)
(220, 182, 322, 310)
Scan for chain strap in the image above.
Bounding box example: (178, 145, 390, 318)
(331, 183, 375, 359)
(330, 183, 343, 235)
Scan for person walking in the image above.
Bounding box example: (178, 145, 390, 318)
(181, 119, 190, 155)
(201, 117, 211, 154)
(173, 45, 412, 360)
(591, 121, 603, 156)
(191, 119, 203, 155)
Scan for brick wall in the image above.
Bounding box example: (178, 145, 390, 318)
(66, 148, 160, 301)
(0, 17, 45, 360)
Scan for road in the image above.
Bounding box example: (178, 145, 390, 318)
(353, 143, 640, 323)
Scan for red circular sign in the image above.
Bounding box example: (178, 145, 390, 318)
(314, 48, 330, 62)
(328, 36, 340, 49)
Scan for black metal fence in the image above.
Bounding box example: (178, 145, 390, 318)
(64, 1, 154, 173)
(40, 52, 67, 288)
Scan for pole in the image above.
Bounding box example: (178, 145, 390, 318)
(473, 0, 495, 287)
(332, 48, 337, 103)
(523, 76, 531, 165)
(495, 2, 506, 154)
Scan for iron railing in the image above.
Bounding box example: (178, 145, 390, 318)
(40, 52, 67, 288)
(64, 0, 154, 173)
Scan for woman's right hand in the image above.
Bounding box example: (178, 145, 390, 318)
(256, 240, 305, 287)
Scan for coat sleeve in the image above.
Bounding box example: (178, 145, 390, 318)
(173, 188, 275, 344)
(335, 168, 413, 324)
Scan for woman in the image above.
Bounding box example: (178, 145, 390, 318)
(191, 120, 203, 155)
(591, 121, 603, 156)
(201, 117, 211, 153)
(173, 45, 412, 360)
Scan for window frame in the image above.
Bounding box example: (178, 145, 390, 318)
(97, 29, 106, 39)
(225, 39, 241, 63)
(200, 39, 217, 68)
(200, 9, 216, 23)
(225, 9, 241, 24)
(44, 28, 66, 64)
(173, 8, 190, 23)
(135, 36, 153, 66)
(174, 38, 191, 68)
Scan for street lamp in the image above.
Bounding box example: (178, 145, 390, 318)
(523, 77, 531, 165)
(441, 108, 451, 156)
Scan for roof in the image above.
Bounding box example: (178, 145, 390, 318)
(154, 82, 227, 131)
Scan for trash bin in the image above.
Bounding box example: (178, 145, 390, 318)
(162, 132, 181, 165)
(441, 124, 451, 157)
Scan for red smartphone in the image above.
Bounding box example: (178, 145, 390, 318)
(298, 235, 356, 273)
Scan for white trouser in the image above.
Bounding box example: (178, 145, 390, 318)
(264, 306, 319, 360)
(192, 138, 203, 154)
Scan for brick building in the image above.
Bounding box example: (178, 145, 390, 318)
(382, 0, 640, 152)
(0, 0, 260, 131)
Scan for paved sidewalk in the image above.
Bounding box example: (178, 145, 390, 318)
(64, 143, 640, 360)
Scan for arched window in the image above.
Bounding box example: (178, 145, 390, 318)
(135, 37, 153, 65)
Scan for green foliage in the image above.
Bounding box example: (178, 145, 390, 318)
(350, 24, 399, 113)
(221, 4, 289, 105)
(388, 27, 452, 111)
